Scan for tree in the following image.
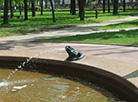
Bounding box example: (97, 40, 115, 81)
(70, 0, 73, 14)
(78, 0, 80, 17)
(19, 1, 23, 16)
(79, 0, 86, 21)
(123, 0, 126, 12)
(24, 0, 28, 20)
(41, 0, 43, 15)
(62, 0, 65, 6)
(103, 0, 105, 13)
(50, 0, 56, 22)
(45, 0, 47, 9)
(3, 0, 9, 24)
(10, 0, 14, 18)
(108, 0, 110, 13)
(70, 0, 76, 15)
(0, 0, 1, 18)
(113, 0, 118, 14)
(32, 0, 35, 17)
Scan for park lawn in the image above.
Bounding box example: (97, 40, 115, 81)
(0, 10, 138, 37)
(37, 29, 138, 45)
(93, 19, 138, 29)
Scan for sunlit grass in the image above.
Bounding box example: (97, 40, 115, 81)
(93, 19, 138, 29)
(0, 10, 138, 37)
(37, 29, 138, 45)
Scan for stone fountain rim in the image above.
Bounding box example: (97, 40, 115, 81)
(0, 56, 138, 102)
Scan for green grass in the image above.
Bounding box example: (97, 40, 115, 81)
(37, 29, 138, 45)
(93, 19, 138, 29)
(0, 10, 138, 37)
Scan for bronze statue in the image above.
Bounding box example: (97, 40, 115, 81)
(65, 46, 85, 61)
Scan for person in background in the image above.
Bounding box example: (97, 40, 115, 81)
(14, 6, 17, 12)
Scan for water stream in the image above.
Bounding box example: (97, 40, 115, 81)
(1, 48, 64, 84)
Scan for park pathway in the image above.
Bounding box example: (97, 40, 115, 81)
(0, 14, 138, 43)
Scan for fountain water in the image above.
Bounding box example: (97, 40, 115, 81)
(0, 47, 137, 102)
(1, 48, 64, 83)
(0, 48, 64, 100)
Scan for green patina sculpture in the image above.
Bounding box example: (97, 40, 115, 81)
(65, 46, 85, 61)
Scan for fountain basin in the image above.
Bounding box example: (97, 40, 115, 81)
(0, 56, 138, 102)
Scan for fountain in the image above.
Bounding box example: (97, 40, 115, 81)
(0, 46, 138, 102)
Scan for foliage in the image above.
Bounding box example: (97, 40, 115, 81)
(119, 6, 123, 9)
(90, 2, 97, 9)
(28, 5, 40, 10)
(55, 0, 60, 4)
(131, 4, 135, 9)
(62, 0, 65, 5)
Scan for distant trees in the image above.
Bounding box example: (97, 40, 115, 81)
(1, 0, 127, 24)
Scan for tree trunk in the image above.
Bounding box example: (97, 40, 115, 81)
(0, 1, 1, 18)
(103, 0, 105, 13)
(78, 0, 80, 17)
(79, 0, 86, 21)
(10, 0, 13, 18)
(45, 0, 47, 9)
(19, 2, 22, 16)
(32, 0, 35, 17)
(70, 0, 73, 14)
(123, 0, 126, 12)
(37, 0, 39, 6)
(98, 0, 101, 4)
(108, 0, 110, 13)
(72, 0, 76, 15)
(50, 0, 56, 22)
(113, 0, 118, 15)
(4, 0, 9, 24)
(70, 0, 76, 15)
(62, 0, 65, 7)
(24, 0, 28, 20)
(41, 0, 43, 15)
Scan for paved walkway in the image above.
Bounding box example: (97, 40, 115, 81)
(0, 15, 138, 88)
